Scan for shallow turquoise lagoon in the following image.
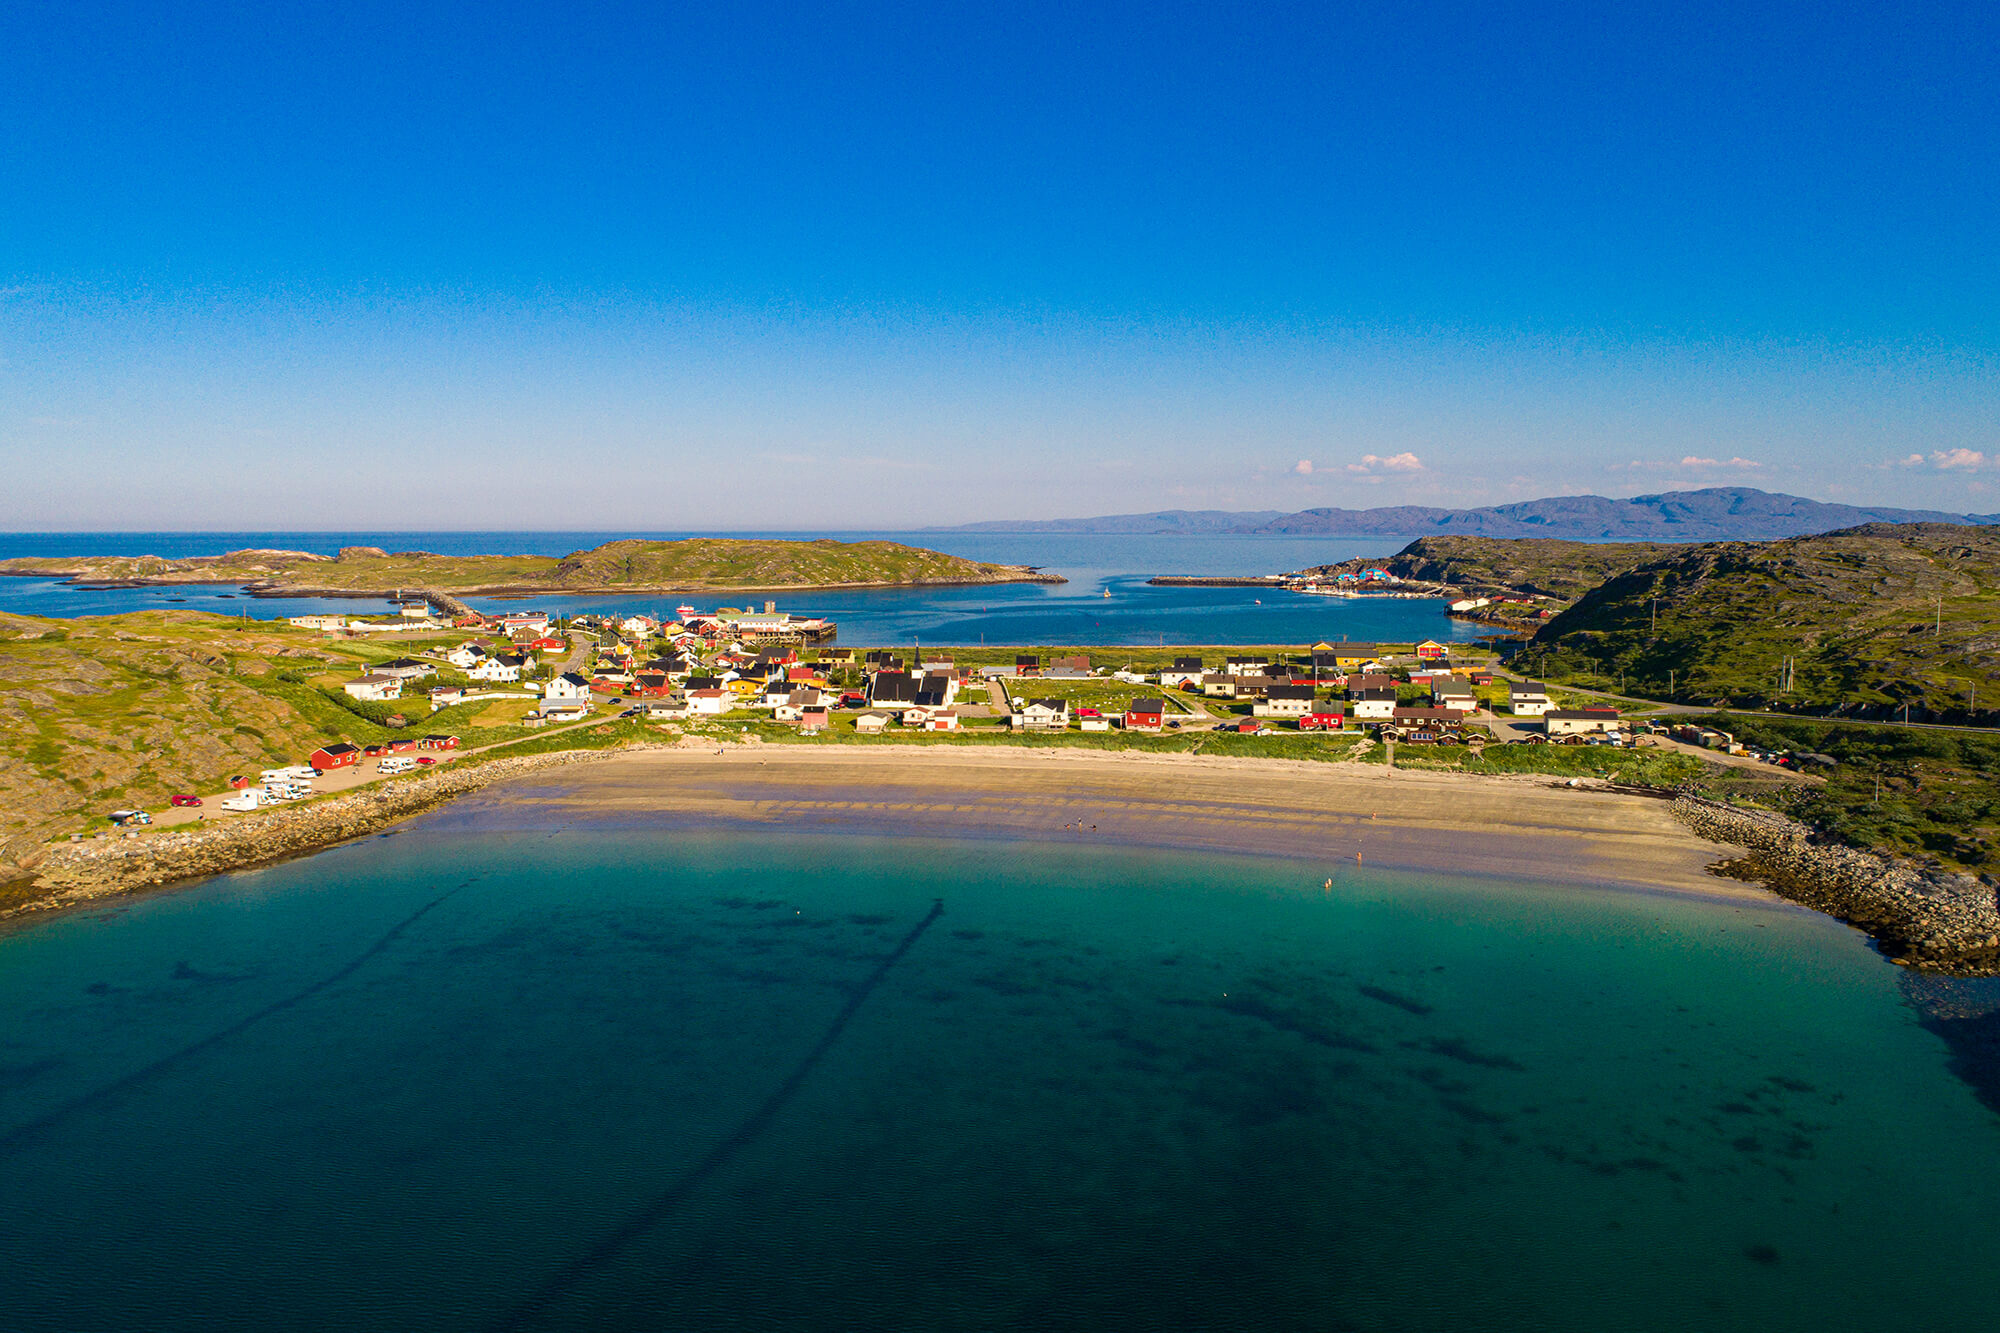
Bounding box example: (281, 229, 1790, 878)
(2, 820, 1997, 1330)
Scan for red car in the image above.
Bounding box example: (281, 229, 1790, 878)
(415, 755, 438, 765)
(169, 794, 202, 808)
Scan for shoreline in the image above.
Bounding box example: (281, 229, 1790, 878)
(10, 742, 1774, 925)
(11, 740, 1998, 974)
(0, 569, 1068, 597)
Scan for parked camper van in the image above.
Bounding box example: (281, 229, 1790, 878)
(221, 790, 262, 812)
(377, 756, 417, 775)
(261, 766, 318, 784)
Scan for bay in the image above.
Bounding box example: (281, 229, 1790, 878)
(2, 809, 1997, 1331)
(0, 530, 1475, 646)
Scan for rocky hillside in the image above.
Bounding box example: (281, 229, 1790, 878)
(0, 537, 1051, 594)
(1307, 537, 1679, 601)
(1529, 524, 2000, 719)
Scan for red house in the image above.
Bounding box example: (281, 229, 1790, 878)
(529, 636, 566, 652)
(309, 743, 360, 771)
(1124, 698, 1166, 731)
(1299, 704, 1344, 731)
(631, 671, 672, 697)
(419, 734, 460, 750)
(1414, 639, 1448, 662)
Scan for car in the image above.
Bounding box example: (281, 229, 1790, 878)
(416, 755, 437, 765)
(169, 794, 202, 808)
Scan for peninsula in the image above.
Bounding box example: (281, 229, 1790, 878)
(0, 537, 1064, 600)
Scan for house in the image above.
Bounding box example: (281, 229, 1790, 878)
(1014, 654, 1041, 677)
(905, 706, 962, 731)
(1390, 706, 1461, 726)
(1545, 707, 1622, 738)
(419, 734, 460, 750)
(529, 635, 566, 653)
(919, 651, 957, 673)
(374, 657, 436, 681)
(1350, 688, 1399, 720)
(1204, 674, 1285, 700)
(1298, 703, 1344, 731)
(538, 698, 592, 721)
(853, 711, 892, 734)
(1414, 639, 1449, 662)
(445, 644, 486, 669)
(1160, 657, 1206, 691)
(1509, 682, 1553, 717)
(1254, 684, 1316, 717)
(685, 688, 732, 715)
(774, 688, 831, 722)
(1431, 681, 1478, 713)
(785, 664, 826, 685)
(497, 612, 552, 635)
(1013, 698, 1069, 730)
(1346, 673, 1397, 695)
(642, 697, 691, 719)
(1321, 642, 1382, 669)
(427, 685, 466, 710)
(618, 615, 658, 636)
(1223, 654, 1270, 674)
(344, 674, 402, 702)
(545, 672, 593, 702)
(288, 615, 347, 631)
(799, 708, 831, 733)
(469, 656, 523, 683)
(1045, 654, 1090, 678)
(309, 743, 360, 771)
(1124, 698, 1167, 731)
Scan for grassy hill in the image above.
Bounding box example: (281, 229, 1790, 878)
(0, 538, 1048, 595)
(1309, 536, 1680, 601)
(0, 610, 576, 880)
(1528, 524, 2000, 719)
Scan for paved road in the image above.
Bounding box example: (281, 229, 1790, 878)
(1494, 665, 1997, 737)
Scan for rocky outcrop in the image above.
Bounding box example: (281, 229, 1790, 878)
(16, 749, 624, 915)
(1673, 797, 2000, 974)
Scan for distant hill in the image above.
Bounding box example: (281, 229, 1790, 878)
(1529, 523, 2000, 719)
(935, 488, 1999, 541)
(1305, 536, 1683, 602)
(0, 538, 1055, 594)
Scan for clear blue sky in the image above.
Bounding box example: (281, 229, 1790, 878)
(2, 1, 1995, 529)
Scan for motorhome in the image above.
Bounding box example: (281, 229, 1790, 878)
(261, 766, 319, 784)
(220, 790, 263, 812)
(377, 756, 417, 775)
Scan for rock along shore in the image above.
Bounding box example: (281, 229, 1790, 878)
(1672, 796, 2000, 975)
(14, 748, 623, 917)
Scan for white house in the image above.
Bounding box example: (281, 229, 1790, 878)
(344, 674, 403, 702)
(1350, 689, 1398, 721)
(854, 711, 892, 734)
(1545, 708, 1622, 738)
(685, 688, 732, 716)
(773, 688, 830, 722)
(538, 698, 592, 721)
(1012, 698, 1069, 730)
(1432, 682, 1478, 713)
(1509, 683, 1553, 717)
(544, 672, 593, 702)
(428, 685, 466, 710)
(469, 656, 523, 683)
(374, 657, 437, 681)
(619, 615, 658, 636)
(446, 644, 487, 669)
(1253, 684, 1316, 717)
(288, 615, 347, 631)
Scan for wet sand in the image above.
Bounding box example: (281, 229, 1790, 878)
(459, 745, 1769, 903)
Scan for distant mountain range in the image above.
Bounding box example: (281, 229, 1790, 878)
(935, 488, 2000, 542)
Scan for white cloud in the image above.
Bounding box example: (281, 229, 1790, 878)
(1896, 454, 1927, 468)
(1291, 459, 1313, 475)
(1615, 455, 1762, 472)
(1931, 448, 1987, 470)
(1345, 452, 1423, 474)
(1678, 455, 1761, 469)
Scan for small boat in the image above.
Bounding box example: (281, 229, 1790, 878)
(1101, 589, 1111, 598)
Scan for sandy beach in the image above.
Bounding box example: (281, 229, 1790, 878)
(459, 744, 1769, 903)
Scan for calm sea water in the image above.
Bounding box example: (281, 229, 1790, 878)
(3, 812, 1997, 1331)
(0, 530, 1476, 646)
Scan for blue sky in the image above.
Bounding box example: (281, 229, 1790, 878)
(2, 2, 1996, 529)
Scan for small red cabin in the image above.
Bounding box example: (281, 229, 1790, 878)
(309, 743, 360, 771)
(420, 734, 460, 750)
(1298, 712, 1344, 731)
(389, 738, 419, 753)
(529, 636, 565, 652)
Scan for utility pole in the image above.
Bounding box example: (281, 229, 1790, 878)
(1651, 597, 1657, 635)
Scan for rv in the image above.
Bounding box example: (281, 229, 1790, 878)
(220, 790, 263, 813)
(377, 756, 417, 775)
(261, 766, 319, 784)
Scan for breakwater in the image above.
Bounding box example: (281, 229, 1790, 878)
(15, 748, 624, 916)
(1672, 796, 2000, 975)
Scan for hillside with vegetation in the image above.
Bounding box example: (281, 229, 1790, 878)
(1308, 536, 1679, 601)
(1528, 524, 2000, 720)
(0, 537, 1051, 596)
(0, 610, 580, 883)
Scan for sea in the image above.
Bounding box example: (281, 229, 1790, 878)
(4, 809, 2000, 1330)
(0, 530, 1483, 647)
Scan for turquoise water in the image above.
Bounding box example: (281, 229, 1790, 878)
(3, 818, 1998, 1330)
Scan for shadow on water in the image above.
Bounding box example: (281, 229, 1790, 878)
(1901, 973, 2000, 1117)
(490, 898, 947, 1332)
(0, 879, 477, 1156)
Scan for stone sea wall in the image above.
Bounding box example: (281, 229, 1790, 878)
(19, 748, 621, 914)
(1673, 796, 2000, 975)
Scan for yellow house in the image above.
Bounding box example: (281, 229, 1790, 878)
(726, 677, 764, 700)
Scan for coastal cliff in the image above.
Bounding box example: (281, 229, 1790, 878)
(1673, 796, 2000, 975)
